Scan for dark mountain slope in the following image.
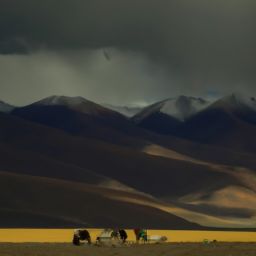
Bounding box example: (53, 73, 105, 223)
(0, 171, 200, 229)
(12, 96, 148, 148)
(0, 112, 236, 198)
(133, 96, 210, 135)
(134, 94, 256, 154)
(175, 95, 256, 153)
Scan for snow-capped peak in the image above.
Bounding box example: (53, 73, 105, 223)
(33, 95, 118, 116)
(160, 96, 210, 121)
(213, 93, 256, 112)
(135, 96, 210, 122)
(0, 100, 14, 113)
(232, 94, 256, 111)
(35, 95, 90, 107)
(241, 96, 256, 111)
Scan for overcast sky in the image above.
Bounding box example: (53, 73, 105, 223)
(0, 0, 256, 106)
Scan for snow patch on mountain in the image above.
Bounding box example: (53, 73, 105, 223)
(104, 104, 142, 117)
(33, 95, 115, 115)
(160, 96, 210, 121)
(213, 94, 256, 112)
(35, 95, 90, 106)
(134, 96, 211, 122)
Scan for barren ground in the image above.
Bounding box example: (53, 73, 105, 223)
(0, 243, 255, 256)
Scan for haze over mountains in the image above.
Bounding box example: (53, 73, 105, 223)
(1, 94, 256, 229)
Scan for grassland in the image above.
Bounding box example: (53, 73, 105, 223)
(1, 229, 256, 256)
(1, 229, 256, 243)
(0, 242, 256, 256)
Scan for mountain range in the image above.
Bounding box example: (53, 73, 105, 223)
(1, 94, 256, 229)
(134, 94, 256, 153)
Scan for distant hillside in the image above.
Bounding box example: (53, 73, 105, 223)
(133, 96, 210, 135)
(0, 171, 200, 229)
(0, 95, 256, 228)
(134, 94, 256, 153)
(175, 94, 256, 153)
(11, 96, 148, 148)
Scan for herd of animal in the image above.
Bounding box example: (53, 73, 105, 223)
(72, 229, 167, 246)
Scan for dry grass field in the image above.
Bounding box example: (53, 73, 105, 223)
(0, 242, 256, 256)
(1, 229, 256, 243)
(0, 229, 256, 255)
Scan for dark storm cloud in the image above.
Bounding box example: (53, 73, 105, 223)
(0, 49, 175, 106)
(0, 0, 256, 104)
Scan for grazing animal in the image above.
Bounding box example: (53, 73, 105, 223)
(119, 229, 128, 243)
(72, 229, 91, 245)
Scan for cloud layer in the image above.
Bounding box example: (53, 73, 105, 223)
(1, 0, 256, 105)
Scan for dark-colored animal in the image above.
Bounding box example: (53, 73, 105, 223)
(119, 229, 128, 243)
(72, 229, 91, 245)
(134, 228, 140, 242)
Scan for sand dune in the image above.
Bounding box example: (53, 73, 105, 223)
(143, 144, 256, 227)
(109, 193, 256, 228)
(143, 144, 256, 191)
(0, 171, 200, 229)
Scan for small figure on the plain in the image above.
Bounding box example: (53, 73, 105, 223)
(119, 229, 128, 243)
(111, 228, 120, 239)
(134, 228, 140, 243)
(134, 228, 147, 243)
(147, 235, 167, 243)
(138, 229, 147, 243)
(72, 229, 91, 245)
